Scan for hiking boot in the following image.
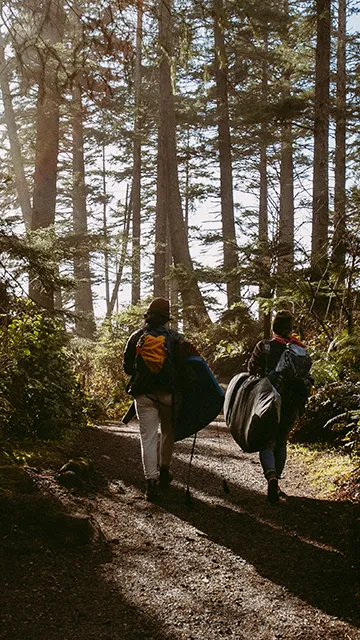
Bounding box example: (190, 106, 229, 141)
(145, 479, 158, 502)
(159, 466, 173, 489)
(267, 474, 279, 504)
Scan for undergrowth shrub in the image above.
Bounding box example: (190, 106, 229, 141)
(0, 303, 85, 441)
(292, 381, 360, 455)
(186, 303, 259, 381)
(293, 328, 360, 456)
(70, 305, 145, 421)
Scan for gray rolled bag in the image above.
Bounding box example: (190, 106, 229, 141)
(224, 373, 281, 453)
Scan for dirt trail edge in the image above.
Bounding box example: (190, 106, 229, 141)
(1, 419, 359, 640)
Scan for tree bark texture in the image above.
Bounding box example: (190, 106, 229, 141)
(29, 0, 65, 309)
(156, 0, 210, 326)
(311, 0, 331, 276)
(278, 1, 294, 285)
(154, 113, 168, 298)
(131, 0, 143, 305)
(102, 144, 110, 308)
(154, 0, 168, 298)
(213, 0, 239, 308)
(278, 122, 294, 276)
(72, 83, 96, 339)
(259, 43, 271, 339)
(0, 38, 32, 231)
(106, 186, 132, 319)
(332, 0, 347, 276)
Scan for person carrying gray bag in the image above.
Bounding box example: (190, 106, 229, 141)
(225, 310, 312, 504)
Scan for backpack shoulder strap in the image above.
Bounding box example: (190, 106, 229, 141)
(163, 327, 172, 350)
(262, 340, 272, 375)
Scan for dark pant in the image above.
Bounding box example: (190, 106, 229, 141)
(259, 402, 299, 478)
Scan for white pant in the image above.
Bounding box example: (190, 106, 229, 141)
(135, 392, 174, 480)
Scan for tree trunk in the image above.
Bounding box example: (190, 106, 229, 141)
(106, 186, 132, 319)
(32, 89, 59, 235)
(154, 7, 168, 300)
(259, 41, 271, 339)
(0, 37, 32, 231)
(131, 0, 143, 305)
(165, 228, 172, 300)
(165, 227, 179, 329)
(102, 144, 110, 308)
(72, 82, 96, 339)
(156, 0, 210, 326)
(332, 0, 347, 277)
(277, 0, 294, 287)
(154, 131, 168, 298)
(278, 122, 294, 276)
(184, 125, 190, 233)
(30, 0, 65, 309)
(311, 0, 331, 276)
(213, 0, 239, 308)
(170, 275, 179, 331)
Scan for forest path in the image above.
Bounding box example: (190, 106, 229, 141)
(1, 419, 359, 640)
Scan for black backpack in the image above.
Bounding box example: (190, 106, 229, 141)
(266, 341, 312, 405)
(275, 342, 312, 380)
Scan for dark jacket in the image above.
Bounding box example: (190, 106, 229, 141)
(248, 339, 287, 378)
(247, 334, 313, 410)
(123, 324, 185, 396)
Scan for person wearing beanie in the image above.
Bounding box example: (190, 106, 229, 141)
(123, 297, 197, 502)
(247, 310, 312, 504)
(146, 297, 170, 319)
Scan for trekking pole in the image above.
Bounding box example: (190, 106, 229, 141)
(121, 401, 136, 425)
(216, 421, 231, 494)
(185, 433, 197, 507)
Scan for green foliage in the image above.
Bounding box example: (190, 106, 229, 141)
(310, 351, 340, 386)
(0, 229, 73, 295)
(310, 328, 360, 386)
(70, 305, 146, 421)
(0, 440, 70, 469)
(293, 381, 360, 456)
(0, 303, 85, 441)
(294, 330, 360, 456)
(329, 330, 360, 378)
(185, 303, 260, 381)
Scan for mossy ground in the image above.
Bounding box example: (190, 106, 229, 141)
(289, 443, 358, 497)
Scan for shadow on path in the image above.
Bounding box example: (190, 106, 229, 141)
(82, 423, 360, 628)
(0, 480, 178, 640)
